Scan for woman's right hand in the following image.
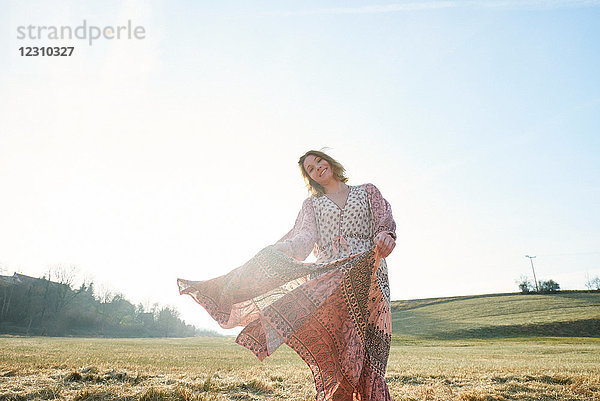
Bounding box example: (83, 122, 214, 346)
(374, 231, 396, 258)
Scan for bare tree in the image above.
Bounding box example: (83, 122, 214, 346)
(96, 283, 115, 336)
(97, 283, 114, 304)
(48, 265, 86, 314)
(516, 275, 534, 293)
(585, 273, 600, 291)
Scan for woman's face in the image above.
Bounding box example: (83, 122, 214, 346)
(303, 154, 334, 186)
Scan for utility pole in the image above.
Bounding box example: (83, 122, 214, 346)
(525, 255, 539, 292)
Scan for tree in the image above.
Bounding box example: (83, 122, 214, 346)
(156, 306, 180, 337)
(538, 279, 560, 293)
(96, 284, 115, 336)
(516, 276, 534, 294)
(585, 274, 600, 291)
(517, 276, 560, 293)
(40, 266, 87, 335)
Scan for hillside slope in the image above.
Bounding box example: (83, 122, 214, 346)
(391, 291, 600, 339)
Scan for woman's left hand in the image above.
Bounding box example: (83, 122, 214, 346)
(374, 232, 396, 258)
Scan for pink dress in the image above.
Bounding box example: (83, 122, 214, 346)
(178, 183, 396, 401)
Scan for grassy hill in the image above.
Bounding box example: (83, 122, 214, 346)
(391, 291, 600, 339)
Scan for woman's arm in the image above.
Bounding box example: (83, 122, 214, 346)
(365, 183, 396, 258)
(273, 197, 318, 261)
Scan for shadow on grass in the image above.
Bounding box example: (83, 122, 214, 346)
(448, 319, 600, 340)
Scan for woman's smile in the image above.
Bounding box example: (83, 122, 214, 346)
(303, 154, 333, 185)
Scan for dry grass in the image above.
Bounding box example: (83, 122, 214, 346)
(1, 336, 599, 400)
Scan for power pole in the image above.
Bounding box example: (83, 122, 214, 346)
(525, 255, 539, 292)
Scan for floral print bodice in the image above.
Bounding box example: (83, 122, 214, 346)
(312, 185, 374, 263)
(277, 183, 396, 264)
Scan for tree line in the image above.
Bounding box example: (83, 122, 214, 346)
(517, 274, 600, 294)
(517, 276, 561, 293)
(0, 270, 216, 337)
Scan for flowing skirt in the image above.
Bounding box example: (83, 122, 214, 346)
(177, 246, 392, 401)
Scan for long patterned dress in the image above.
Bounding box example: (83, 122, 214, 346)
(178, 183, 396, 401)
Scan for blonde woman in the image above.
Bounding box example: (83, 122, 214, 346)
(179, 150, 396, 401)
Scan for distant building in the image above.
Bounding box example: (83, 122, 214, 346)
(0, 273, 67, 288)
(0, 274, 21, 286)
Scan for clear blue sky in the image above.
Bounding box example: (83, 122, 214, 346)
(1, 0, 599, 332)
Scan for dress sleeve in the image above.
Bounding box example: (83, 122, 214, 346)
(275, 197, 318, 261)
(365, 183, 397, 240)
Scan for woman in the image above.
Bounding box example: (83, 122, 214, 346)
(178, 150, 396, 401)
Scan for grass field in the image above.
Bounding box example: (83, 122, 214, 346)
(1, 336, 599, 401)
(391, 292, 600, 339)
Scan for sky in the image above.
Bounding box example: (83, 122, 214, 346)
(1, 0, 599, 334)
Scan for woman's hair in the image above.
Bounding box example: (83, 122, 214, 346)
(298, 150, 348, 197)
